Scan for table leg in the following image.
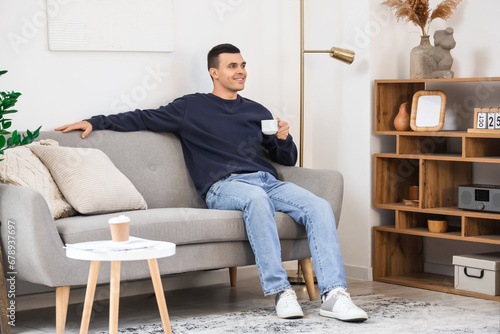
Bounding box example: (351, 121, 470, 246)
(55, 286, 70, 334)
(109, 261, 121, 334)
(80, 261, 100, 334)
(147, 259, 172, 334)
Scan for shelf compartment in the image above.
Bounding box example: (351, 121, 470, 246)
(396, 210, 461, 234)
(373, 227, 500, 301)
(464, 217, 500, 238)
(375, 82, 425, 132)
(376, 224, 462, 242)
(398, 135, 462, 156)
(421, 160, 471, 209)
(465, 137, 500, 159)
(373, 228, 423, 279)
(374, 157, 419, 207)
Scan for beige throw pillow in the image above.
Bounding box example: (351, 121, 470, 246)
(0, 140, 76, 219)
(30, 145, 147, 215)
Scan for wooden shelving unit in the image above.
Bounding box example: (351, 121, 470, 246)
(373, 77, 500, 302)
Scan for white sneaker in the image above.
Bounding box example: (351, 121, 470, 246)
(320, 288, 368, 322)
(275, 288, 304, 319)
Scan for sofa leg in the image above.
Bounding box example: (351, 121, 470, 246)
(55, 286, 70, 334)
(299, 258, 316, 301)
(229, 267, 237, 287)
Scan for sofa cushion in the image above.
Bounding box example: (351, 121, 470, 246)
(56, 208, 308, 245)
(0, 141, 75, 219)
(30, 144, 147, 215)
(37, 131, 207, 209)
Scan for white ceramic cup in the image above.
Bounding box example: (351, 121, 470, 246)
(261, 119, 278, 135)
(108, 215, 130, 242)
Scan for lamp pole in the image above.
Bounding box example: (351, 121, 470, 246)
(291, 0, 355, 291)
(299, 0, 354, 167)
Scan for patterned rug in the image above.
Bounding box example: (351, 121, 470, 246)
(99, 293, 499, 333)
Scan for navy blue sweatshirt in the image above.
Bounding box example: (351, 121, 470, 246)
(86, 93, 297, 198)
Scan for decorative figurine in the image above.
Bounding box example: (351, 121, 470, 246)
(432, 27, 456, 79)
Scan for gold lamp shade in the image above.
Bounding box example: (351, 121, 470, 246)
(329, 47, 355, 65)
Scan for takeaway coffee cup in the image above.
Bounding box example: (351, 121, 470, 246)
(261, 119, 278, 135)
(108, 215, 130, 242)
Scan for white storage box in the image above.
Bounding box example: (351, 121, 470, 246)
(453, 252, 500, 296)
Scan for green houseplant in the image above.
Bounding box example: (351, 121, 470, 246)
(0, 70, 41, 160)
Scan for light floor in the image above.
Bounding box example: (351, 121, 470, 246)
(12, 277, 500, 333)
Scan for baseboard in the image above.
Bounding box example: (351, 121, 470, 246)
(286, 261, 373, 282)
(345, 264, 373, 281)
(15, 266, 261, 312)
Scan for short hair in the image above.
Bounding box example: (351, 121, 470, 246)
(207, 43, 241, 71)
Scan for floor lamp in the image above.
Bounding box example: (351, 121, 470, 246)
(288, 0, 355, 298)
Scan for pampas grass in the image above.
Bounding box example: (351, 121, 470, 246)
(382, 0, 462, 35)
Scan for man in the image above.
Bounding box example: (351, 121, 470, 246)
(56, 43, 368, 322)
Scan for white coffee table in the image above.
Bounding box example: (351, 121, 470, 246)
(66, 237, 176, 334)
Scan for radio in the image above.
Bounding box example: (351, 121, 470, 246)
(458, 184, 500, 213)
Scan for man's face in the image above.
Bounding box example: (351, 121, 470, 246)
(211, 53, 247, 94)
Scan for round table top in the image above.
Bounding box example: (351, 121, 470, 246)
(65, 237, 176, 261)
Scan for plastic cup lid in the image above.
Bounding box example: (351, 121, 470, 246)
(108, 215, 130, 224)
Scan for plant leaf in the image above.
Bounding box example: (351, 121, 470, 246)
(33, 126, 41, 137)
(2, 110, 18, 115)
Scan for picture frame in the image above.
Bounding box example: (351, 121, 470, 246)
(410, 90, 447, 132)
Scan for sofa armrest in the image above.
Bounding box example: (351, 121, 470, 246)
(273, 164, 344, 227)
(0, 184, 71, 286)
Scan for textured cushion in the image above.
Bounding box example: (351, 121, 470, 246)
(30, 145, 147, 215)
(0, 140, 75, 219)
(36, 131, 207, 209)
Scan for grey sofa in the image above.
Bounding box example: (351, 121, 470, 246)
(0, 130, 343, 333)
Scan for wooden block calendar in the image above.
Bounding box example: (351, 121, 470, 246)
(468, 108, 500, 133)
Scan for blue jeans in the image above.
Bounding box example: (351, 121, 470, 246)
(205, 171, 346, 296)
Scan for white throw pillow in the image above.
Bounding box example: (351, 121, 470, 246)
(30, 145, 147, 215)
(0, 140, 76, 219)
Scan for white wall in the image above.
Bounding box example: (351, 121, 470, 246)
(1, 0, 300, 133)
(370, 0, 500, 80)
(302, 0, 372, 279)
